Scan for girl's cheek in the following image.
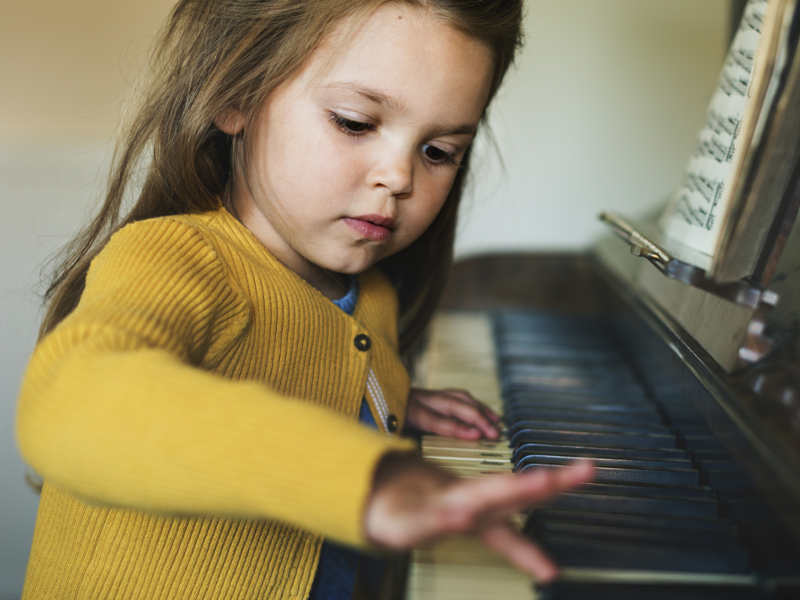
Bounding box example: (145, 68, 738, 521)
(323, 131, 364, 170)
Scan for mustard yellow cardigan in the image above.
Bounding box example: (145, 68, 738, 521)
(16, 206, 415, 599)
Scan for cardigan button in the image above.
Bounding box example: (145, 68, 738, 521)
(386, 414, 399, 433)
(354, 334, 371, 351)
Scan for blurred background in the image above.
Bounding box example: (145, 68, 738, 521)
(0, 1, 730, 596)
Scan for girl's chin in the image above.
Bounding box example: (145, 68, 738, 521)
(328, 252, 387, 275)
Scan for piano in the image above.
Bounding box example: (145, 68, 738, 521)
(403, 2, 800, 597)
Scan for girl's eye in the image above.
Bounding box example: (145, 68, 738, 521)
(422, 143, 457, 166)
(329, 112, 374, 136)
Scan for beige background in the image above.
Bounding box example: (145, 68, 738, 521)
(0, 1, 727, 596)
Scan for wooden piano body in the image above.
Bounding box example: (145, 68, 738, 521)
(403, 2, 800, 595)
(406, 245, 800, 599)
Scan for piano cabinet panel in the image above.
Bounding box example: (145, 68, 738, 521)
(438, 253, 614, 315)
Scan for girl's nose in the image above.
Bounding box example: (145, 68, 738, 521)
(368, 149, 414, 197)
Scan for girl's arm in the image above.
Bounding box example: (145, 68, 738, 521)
(16, 218, 413, 547)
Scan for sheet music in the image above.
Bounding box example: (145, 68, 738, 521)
(659, 0, 768, 258)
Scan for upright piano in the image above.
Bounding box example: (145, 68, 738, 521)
(404, 1, 800, 597)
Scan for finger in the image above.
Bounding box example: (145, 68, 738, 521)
(408, 405, 483, 440)
(411, 387, 502, 429)
(480, 521, 558, 581)
(415, 393, 499, 438)
(446, 460, 594, 518)
(441, 389, 502, 423)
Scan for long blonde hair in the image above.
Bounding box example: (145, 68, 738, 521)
(40, 0, 523, 356)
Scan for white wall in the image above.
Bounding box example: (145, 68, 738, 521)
(458, 0, 728, 256)
(0, 1, 727, 596)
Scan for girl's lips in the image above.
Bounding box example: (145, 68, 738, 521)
(343, 216, 393, 241)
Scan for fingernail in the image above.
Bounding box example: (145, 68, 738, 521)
(541, 566, 559, 583)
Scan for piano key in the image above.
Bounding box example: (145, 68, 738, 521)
(411, 308, 795, 599)
(511, 442, 690, 463)
(502, 382, 648, 398)
(533, 508, 736, 534)
(504, 406, 663, 426)
(509, 428, 677, 450)
(504, 396, 659, 414)
(551, 491, 720, 519)
(507, 419, 671, 435)
(681, 434, 729, 452)
(500, 367, 640, 385)
(531, 519, 742, 549)
(517, 460, 699, 487)
(514, 452, 691, 472)
(426, 455, 510, 469)
(691, 447, 735, 460)
(568, 481, 714, 501)
(539, 533, 752, 574)
(421, 437, 511, 452)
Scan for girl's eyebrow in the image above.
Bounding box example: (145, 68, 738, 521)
(323, 81, 407, 112)
(323, 81, 478, 136)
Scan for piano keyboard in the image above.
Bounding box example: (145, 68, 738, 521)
(407, 310, 797, 599)
(407, 312, 532, 599)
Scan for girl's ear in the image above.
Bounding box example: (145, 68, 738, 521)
(214, 109, 246, 135)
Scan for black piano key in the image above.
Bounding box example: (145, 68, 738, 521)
(504, 406, 662, 427)
(496, 346, 621, 361)
(572, 481, 713, 501)
(682, 433, 728, 452)
(495, 345, 615, 357)
(509, 428, 677, 450)
(490, 308, 792, 593)
(692, 447, 735, 460)
(507, 419, 670, 435)
(533, 508, 736, 534)
(501, 376, 640, 391)
(501, 362, 637, 377)
(501, 378, 645, 393)
(575, 482, 712, 501)
(504, 396, 658, 414)
(518, 460, 699, 486)
(515, 452, 691, 472)
(705, 471, 754, 495)
(512, 442, 690, 463)
(539, 533, 752, 574)
(503, 383, 648, 398)
(551, 491, 719, 519)
(532, 519, 742, 549)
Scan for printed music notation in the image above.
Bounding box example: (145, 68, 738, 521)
(659, 0, 767, 256)
(696, 110, 740, 164)
(743, 4, 765, 33)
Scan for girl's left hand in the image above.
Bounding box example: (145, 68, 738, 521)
(405, 387, 501, 440)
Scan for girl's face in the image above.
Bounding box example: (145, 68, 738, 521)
(225, 3, 494, 298)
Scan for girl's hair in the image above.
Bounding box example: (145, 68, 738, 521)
(40, 0, 523, 357)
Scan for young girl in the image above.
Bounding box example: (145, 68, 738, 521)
(16, 1, 593, 598)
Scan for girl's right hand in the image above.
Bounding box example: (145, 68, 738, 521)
(363, 453, 594, 582)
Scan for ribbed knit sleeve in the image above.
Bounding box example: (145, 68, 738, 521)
(16, 218, 414, 547)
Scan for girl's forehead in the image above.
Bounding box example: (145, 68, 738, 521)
(298, 3, 494, 120)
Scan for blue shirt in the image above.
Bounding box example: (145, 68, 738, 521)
(309, 277, 385, 600)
